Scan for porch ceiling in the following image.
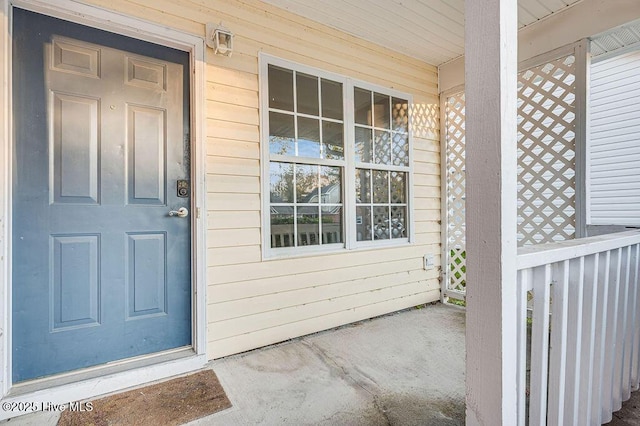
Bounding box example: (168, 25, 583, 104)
(262, 0, 584, 66)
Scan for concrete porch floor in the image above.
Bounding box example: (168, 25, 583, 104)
(4, 303, 466, 425)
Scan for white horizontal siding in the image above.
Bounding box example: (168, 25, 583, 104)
(589, 48, 640, 226)
(83, 0, 441, 360)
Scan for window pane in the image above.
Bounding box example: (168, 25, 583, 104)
(354, 88, 372, 125)
(296, 72, 319, 116)
(296, 164, 318, 203)
(374, 130, 391, 165)
(270, 162, 294, 203)
(374, 93, 390, 129)
(391, 206, 407, 239)
(392, 133, 409, 166)
(390, 171, 406, 204)
(271, 211, 294, 248)
(268, 65, 294, 111)
(392, 97, 409, 132)
(356, 206, 372, 241)
(355, 127, 372, 163)
(322, 79, 343, 119)
(297, 117, 321, 158)
(321, 206, 342, 244)
(320, 166, 341, 203)
(373, 206, 390, 240)
(297, 206, 320, 246)
(322, 121, 344, 160)
(372, 170, 389, 203)
(355, 169, 371, 203)
(269, 112, 295, 155)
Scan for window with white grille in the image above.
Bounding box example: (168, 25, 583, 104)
(261, 55, 413, 258)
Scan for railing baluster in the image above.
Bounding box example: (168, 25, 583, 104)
(578, 254, 598, 426)
(623, 245, 637, 400)
(564, 257, 584, 425)
(516, 268, 531, 426)
(516, 231, 640, 425)
(593, 250, 610, 425)
(632, 244, 640, 390)
(613, 247, 630, 410)
(548, 260, 569, 426)
(602, 248, 621, 423)
(530, 264, 552, 426)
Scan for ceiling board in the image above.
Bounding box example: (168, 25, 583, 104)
(263, 0, 584, 66)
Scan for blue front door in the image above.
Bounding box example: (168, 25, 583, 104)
(12, 9, 192, 382)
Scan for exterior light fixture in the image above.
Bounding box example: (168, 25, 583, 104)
(206, 23, 233, 57)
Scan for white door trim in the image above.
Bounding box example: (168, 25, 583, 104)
(0, 0, 207, 418)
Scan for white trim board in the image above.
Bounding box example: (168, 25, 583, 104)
(0, 0, 207, 418)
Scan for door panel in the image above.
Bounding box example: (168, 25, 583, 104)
(52, 93, 100, 204)
(128, 105, 166, 204)
(51, 234, 100, 330)
(12, 9, 192, 383)
(126, 232, 167, 318)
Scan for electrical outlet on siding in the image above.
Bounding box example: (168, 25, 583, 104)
(423, 254, 435, 270)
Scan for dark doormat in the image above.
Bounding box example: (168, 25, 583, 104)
(58, 370, 231, 426)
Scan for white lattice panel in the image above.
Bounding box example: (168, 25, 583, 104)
(442, 54, 578, 296)
(517, 55, 576, 246)
(444, 92, 466, 293)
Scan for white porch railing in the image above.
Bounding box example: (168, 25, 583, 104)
(517, 230, 640, 425)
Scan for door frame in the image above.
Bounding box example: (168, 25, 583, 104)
(0, 0, 207, 416)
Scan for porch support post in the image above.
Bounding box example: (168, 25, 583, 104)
(574, 39, 591, 238)
(464, 0, 519, 424)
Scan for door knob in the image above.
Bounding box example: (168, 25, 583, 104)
(169, 207, 189, 218)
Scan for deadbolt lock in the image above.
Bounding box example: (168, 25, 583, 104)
(177, 179, 189, 198)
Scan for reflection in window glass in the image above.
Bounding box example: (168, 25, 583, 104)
(390, 172, 406, 204)
(298, 117, 321, 158)
(266, 62, 411, 251)
(297, 72, 319, 116)
(355, 169, 371, 203)
(374, 93, 390, 129)
(391, 206, 407, 239)
(268, 65, 294, 111)
(355, 127, 372, 163)
(297, 206, 320, 246)
(271, 211, 294, 248)
(354, 88, 371, 125)
(322, 121, 344, 160)
(392, 133, 409, 167)
(320, 166, 341, 203)
(356, 206, 372, 241)
(374, 130, 391, 165)
(373, 206, 390, 240)
(322, 206, 343, 244)
(322, 79, 343, 120)
(356, 169, 408, 242)
(353, 85, 410, 244)
(269, 112, 295, 155)
(296, 164, 318, 203)
(270, 162, 294, 203)
(392, 97, 409, 132)
(372, 170, 389, 204)
(267, 64, 346, 250)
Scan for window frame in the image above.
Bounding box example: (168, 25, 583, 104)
(259, 53, 415, 259)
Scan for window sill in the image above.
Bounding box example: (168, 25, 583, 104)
(262, 238, 412, 261)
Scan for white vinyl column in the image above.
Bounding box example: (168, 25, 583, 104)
(464, 0, 519, 424)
